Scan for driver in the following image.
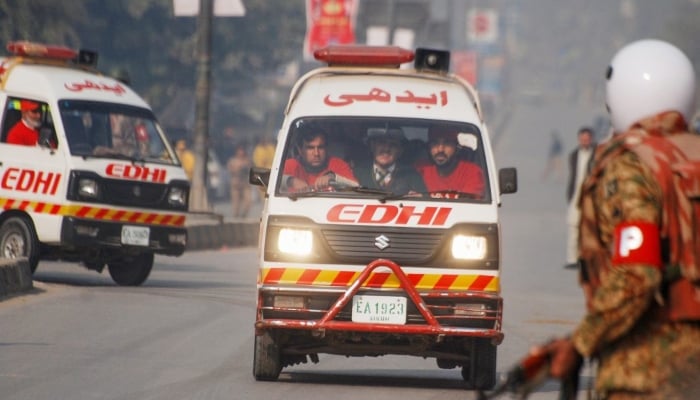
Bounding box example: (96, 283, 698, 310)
(283, 129, 357, 192)
(418, 126, 484, 199)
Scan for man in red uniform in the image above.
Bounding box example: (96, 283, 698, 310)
(7, 100, 42, 146)
(419, 126, 484, 199)
(283, 130, 357, 192)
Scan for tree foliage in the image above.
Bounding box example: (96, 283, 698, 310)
(0, 0, 306, 136)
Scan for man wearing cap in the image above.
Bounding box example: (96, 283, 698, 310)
(354, 127, 426, 196)
(418, 126, 485, 199)
(7, 100, 42, 146)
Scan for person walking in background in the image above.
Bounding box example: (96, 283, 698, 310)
(253, 136, 276, 170)
(541, 129, 564, 180)
(539, 39, 700, 399)
(564, 126, 595, 269)
(252, 136, 276, 201)
(175, 139, 196, 180)
(227, 145, 252, 218)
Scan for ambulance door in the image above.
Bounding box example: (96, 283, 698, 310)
(0, 96, 68, 243)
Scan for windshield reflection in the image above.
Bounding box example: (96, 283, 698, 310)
(58, 100, 176, 164)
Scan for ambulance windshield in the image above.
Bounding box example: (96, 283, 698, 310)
(57, 100, 176, 164)
(277, 117, 491, 203)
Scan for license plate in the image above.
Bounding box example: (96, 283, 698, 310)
(352, 295, 407, 325)
(121, 225, 150, 246)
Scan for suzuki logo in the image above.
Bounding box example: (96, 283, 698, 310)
(374, 234, 390, 250)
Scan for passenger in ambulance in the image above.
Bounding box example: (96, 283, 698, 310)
(282, 129, 358, 192)
(417, 126, 484, 199)
(354, 127, 426, 196)
(6, 100, 42, 146)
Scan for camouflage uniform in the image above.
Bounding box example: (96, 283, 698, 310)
(574, 111, 700, 399)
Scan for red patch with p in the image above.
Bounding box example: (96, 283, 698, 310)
(611, 222, 662, 268)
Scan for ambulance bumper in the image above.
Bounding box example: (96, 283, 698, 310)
(60, 217, 187, 256)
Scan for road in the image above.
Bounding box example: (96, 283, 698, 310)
(0, 98, 604, 399)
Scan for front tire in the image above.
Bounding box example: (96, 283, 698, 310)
(107, 252, 154, 286)
(0, 216, 40, 273)
(253, 331, 282, 381)
(462, 340, 497, 390)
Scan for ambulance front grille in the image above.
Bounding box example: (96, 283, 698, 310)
(102, 180, 167, 207)
(321, 227, 444, 264)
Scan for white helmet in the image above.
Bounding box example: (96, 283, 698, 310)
(606, 39, 696, 133)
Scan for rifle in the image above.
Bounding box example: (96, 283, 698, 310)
(477, 341, 582, 400)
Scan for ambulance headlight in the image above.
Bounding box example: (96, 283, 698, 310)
(167, 187, 187, 207)
(78, 178, 99, 198)
(451, 234, 487, 260)
(278, 228, 312, 256)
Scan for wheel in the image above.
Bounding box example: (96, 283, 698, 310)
(107, 252, 154, 286)
(0, 216, 40, 273)
(253, 331, 282, 381)
(436, 358, 458, 369)
(462, 341, 497, 390)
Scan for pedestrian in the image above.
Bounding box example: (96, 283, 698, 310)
(227, 145, 252, 218)
(564, 126, 595, 269)
(175, 139, 196, 180)
(253, 135, 276, 171)
(537, 39, 700, 399)
(541, 129, 564, 180)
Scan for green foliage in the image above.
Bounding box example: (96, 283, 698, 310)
(0, 0, 307, 132)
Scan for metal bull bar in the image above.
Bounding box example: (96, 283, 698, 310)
(255, 259, 503, 343)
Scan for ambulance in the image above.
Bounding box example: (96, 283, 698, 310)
(249, 46, 517, 389)
(0, 41, 189, 286)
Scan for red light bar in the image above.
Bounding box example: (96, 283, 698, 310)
(314, 45, 415, 67)
(7, 41, 78, 60)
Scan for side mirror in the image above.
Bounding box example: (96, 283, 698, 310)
(39, 127, 55, 149)
(499, 167, 518, 194)
(249, 167, 270, 187)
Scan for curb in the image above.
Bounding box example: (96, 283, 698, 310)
(0, 257, 33, 299)
(186, 221, 258, 251)
(0, 217, 256, 300)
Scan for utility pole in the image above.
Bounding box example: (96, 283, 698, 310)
(189, 0, 214, 211)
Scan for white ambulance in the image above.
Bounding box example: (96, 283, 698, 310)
(0, 41, 189, 286)
(250, 46, 517, 389)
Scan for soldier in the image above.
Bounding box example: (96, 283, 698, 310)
(536, 40, 700, 399)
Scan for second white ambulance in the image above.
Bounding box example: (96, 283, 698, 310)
(0, 41, 189, 286)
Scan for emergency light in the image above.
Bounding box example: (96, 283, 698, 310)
(314, 45, 414, 68)
(6, 41, 98, 68)
(7, 41, 78, 60)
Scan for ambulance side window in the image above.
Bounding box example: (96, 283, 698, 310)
(1, 109, 22, 143)
(0, 98, 56, 147)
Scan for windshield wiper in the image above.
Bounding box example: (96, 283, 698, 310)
(335, 185, 408, 203)
(80, 151, 146, 165)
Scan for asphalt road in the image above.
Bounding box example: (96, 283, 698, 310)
(0, 97, 604, 399)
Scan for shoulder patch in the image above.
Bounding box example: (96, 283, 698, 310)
(611, 221, 661, 268)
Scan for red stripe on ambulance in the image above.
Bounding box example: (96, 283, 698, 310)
(261, 267, 499, 292)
